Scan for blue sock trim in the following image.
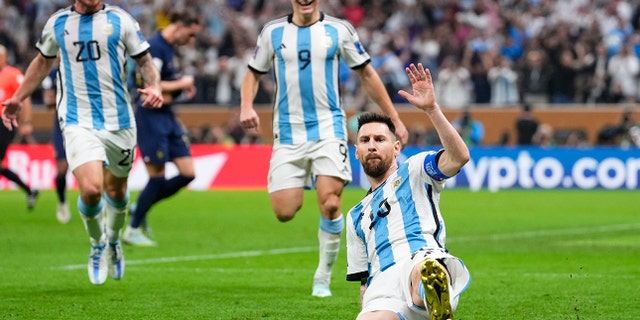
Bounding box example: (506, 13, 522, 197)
(418, 282, 425, 298)
(77, 197, 105, 217)
(103, 190, 129, 209)
(320, 215, 344, 234)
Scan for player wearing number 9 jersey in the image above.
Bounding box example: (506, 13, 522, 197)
(1, 0, 163, 285)
(239, 0, 409, 297)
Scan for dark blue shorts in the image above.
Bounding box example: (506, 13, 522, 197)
(135, 106, 191, 165)
(0, 123, 16, 160)
(52, 112, 66, 160)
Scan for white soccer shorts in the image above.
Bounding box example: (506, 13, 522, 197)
(63, 126, 137, 178)
(359, 248, 470, 320)
(268, 138, 352, 193)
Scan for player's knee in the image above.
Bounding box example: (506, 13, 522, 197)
(273, 205, 300, 222)
(104, 189, 127, 203)
(80, 185, 103, 205)
(320, 195, 341, 217)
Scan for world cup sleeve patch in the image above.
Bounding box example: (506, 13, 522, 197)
(137, 30, 146, 42)
(354, 41, 365, 55)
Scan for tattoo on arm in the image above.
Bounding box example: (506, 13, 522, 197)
(136, 54, 161, 88)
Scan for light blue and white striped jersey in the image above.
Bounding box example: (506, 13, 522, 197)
(248, 13, 370, 145)
(37, 5, 149, 131)
(346, 151, 449, 282)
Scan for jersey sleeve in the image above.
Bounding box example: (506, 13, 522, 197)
(338, 20, 370, 68)
(346, 207, 369, 282)
(36, 16, 61, 58)
(120, 12, 150, 58)
(411, 151, 448, 192)
(247, 26, 275, 73)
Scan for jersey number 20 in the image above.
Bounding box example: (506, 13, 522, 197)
(74, 41, 101, 62)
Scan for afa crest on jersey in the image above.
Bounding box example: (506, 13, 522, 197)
(323, 35, 334, 48)
(103, 23, 114, 36)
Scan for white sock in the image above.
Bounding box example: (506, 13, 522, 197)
(80, 212, 104, 246)
(314, 228, 341, 281)
(105, 203, 127, 243)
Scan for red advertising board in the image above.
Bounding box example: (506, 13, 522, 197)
(1, 144, 272, 191)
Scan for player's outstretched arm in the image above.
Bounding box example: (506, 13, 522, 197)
(398, 63, 469, 176)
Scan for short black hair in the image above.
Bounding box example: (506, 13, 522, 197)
(168, 8, 200, 25)
(357, 112, 396, 136)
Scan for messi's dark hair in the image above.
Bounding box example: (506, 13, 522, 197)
(357, 112, 396, 136)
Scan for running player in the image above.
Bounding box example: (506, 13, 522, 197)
(0, 45, 39, 210)
(2, 0, 163, 285)
(123, 8, 201, 247)
(239, 0, 409, 297)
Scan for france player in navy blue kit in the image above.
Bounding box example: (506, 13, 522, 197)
(122, 9, 201, 247)
(347, 63, 471, 320)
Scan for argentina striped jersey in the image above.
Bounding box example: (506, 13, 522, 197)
(248, 13, 370, 145)
(36, 5, 149, 130)
(346, 151, 449, 282)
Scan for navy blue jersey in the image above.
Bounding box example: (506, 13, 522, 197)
(134, 32, 181, 110)
(133, 32, 190, 164)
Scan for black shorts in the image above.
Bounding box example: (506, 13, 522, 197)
(0, 124, 17, 161)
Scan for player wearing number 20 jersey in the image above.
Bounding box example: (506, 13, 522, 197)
(36, 5, 150, 131)
(3, 2, 163, 286)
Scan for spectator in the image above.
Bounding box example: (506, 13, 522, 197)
(617, 108, 640, 147)
(518, 48, 550, 105)
(533, 123, 555, 147)
(436, 55, 472, 109)
(452, 109, 484, 146)
(607, 44, 639, 103)
(370, 40, 410, 102)
(548, 49, 580, 104)
(488, 55, 519, 106)
(410, 28, 441, 76)
(515, 104, 539, 145)
(462, 41, 492, 104)
(342, 0, 365, 27)
(585, 42, 611, 104)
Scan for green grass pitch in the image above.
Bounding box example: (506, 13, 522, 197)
(0, 189, 638, 319)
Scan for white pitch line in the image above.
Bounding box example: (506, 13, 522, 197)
(56, 246, 316, 271)
(55, 223, 640, 271)
(449, 223, 640, 243)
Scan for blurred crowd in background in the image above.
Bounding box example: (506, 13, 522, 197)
(1, 0, 639, 147)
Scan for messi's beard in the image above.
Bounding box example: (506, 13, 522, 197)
(362, 158, 390, 179)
